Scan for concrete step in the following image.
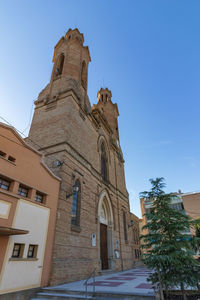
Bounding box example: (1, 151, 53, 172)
(31, 290, 155, 300)
(134, 261, 145, 267)
(98, 269, 115, 276)
(32, 291, 93, 299)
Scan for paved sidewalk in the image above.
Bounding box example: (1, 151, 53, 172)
(46, 267, 155, 297)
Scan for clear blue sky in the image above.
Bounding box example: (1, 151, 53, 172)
(1, 1, 200, 218)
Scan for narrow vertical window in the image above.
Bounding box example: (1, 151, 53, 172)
(137, 230, 139, 244)
(81, 61, 87, 90)
(133, 228, 136, 244)
(123, 211, 128, 242)
(54, 53, 65, 78)
(71, 180, 81, 226)
(135, 249, 137, 259)
(101, 143, 108, 182)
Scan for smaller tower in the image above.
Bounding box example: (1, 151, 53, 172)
(94, 88, 119, 140)
(97, 88, 112, 104)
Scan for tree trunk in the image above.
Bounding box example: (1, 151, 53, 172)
(197, 282, 200, 290)
(158, 270, 164, 300)
(181, 282, 187, 300)
(166, 285, 169, 298)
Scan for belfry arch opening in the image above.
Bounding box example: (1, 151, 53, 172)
(98, 192, 114, 270)
(54, 53, 65, 78)
(81, 61, 87, 90)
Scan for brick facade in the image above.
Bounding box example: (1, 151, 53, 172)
(27, 28, 135, 285)
(181, 192, 200, 235)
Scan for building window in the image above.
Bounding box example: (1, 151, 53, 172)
(0, 151, 6, 158)
(136, 230, 139, 244)
(18, 185, 29, 197)
(170, 202, 184, 212)
(27, 245, 38, 258)
(145, 208, 150, 214)
(12, 243, 24, 258)
(54, 53, 65, 78)
(0, 177, 10, 190)
(133, 229, 136, 244)
(123, 211, 128, 242)
(71, 180, 81, 226)
(81, 61, 87, 90)
(8, 155, 16, 163)
(101, 143, 108, 182)
(35, 192, 44, 203)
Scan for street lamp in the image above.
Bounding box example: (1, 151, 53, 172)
(66, 184, 79, 199)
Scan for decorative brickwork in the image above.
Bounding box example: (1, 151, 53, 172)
(27, 28, 136, 285)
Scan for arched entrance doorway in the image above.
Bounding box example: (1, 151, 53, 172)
(98, 191, 114, 270)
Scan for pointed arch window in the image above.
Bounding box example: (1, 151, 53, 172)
(54, 53, 65, 78)
(71, 180, 81, 226)
(81, 61, 87, 90)
(101, 143, 108, 182)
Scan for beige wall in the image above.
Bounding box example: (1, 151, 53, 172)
(0, 200, 49, 294)
(130, 213, 141, 261)
(181, 193, 200, 235)
(182, 193, 200, 220)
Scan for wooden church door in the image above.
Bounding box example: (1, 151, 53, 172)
(100, 223, 108, 270)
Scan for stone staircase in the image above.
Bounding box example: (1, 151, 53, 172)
(134, 261, 145, 268)
(31, 287, 155, 300)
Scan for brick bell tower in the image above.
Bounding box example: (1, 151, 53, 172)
(49, 28, 91, 106)
(28, 28, 91, 149)
(93, 88, 120, 141)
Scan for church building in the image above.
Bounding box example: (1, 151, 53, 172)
(27, 28, 135, 285)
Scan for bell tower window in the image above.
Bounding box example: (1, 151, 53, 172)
(81, 61, 87, 90)
(54, 53, 65, 78)
(101, 143, 108, 182)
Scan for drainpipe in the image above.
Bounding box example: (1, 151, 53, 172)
(114, 153, 123, 271)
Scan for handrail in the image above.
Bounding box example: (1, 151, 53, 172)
(84, 268, 96, 299)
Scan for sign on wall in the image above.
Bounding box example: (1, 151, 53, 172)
(92, 233, 96, 247)
(115, 250, 120, 259)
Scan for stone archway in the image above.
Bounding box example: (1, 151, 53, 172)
(98, 191, 114, 270)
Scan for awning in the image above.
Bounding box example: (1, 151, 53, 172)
(0, 226, 29, 236)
